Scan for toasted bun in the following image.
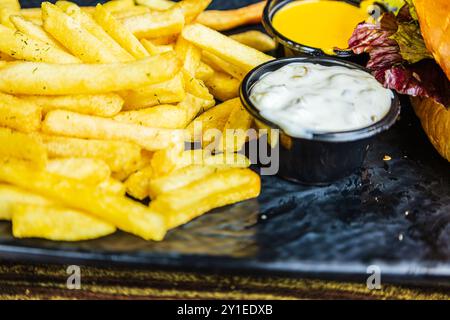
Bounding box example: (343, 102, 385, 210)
(414, 0, 450, 80)
(411, 96, 450, 161)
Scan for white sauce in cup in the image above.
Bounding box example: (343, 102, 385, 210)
(249, 62, 393, 138)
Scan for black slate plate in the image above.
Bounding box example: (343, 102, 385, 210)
(1, 0, 449, 287)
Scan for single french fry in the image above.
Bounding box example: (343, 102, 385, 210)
(151, 168, 261, 229)
(177, 93, 215, 127)
(10, 15, 67, 51)
(182, 23, 273, 72)
(201, 50, 246, 80)
(124, 165, 154, 200)
(187, 98, 239, 143)
(46, 158, 111, 185)
(196, 1, 265, 31)
(0, 92, 42, 133)
(140, 39, 173, 55)
(120, 7, 185, 39)
(97, 178, 126, 196)
(36, 133, 141, 173)
(0, 158, 167, 241)
(20, 93, 123, 117)
(217, 102, 253, 152)
(204, 71, 240, 101)
(0, 24, 81, 63)
(42, 110, 183, 151)
(0, 184, 52, 221)
(230, 30, 276, 52)
(175, 36, 201, 76)
(121, 72, 185, 110)
(12, 203, 116, 241)
(94, 4, 149, 59)
(42, 2, 122, 63)
(149, 165, 218, 199)
(0, 127, 47, 167)
(136, 0, 174, 11)
(114, 104, 187, 129)
(195, 61, 214, 81)
(182, 70, 214, 102)
(56, 1, 133, 62)
(173, 0, 211, 24)
(0, 52, 181, 95)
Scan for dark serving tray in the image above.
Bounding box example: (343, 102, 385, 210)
(1, 0, 449, 288)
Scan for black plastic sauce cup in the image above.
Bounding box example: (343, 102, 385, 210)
(262, 0, 374, 64)
(240, 57, 401, 185)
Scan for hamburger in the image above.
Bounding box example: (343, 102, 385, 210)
(348, 0, 449, 161)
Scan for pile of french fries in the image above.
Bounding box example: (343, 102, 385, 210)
(0, 0, 274, 242)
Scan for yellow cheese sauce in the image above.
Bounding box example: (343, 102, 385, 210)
(272, 0, 374, 55)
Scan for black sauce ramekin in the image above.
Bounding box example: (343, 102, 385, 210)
(262, 0, 366, 64)
(240, 57, 401, 185)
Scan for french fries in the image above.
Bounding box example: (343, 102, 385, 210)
(151, 168, 260, 229)
(12, 204, 116, 241)
(0, 24, 80, 63)
(136, 0, 174, 11)
(0, 127, 48, 167)
(121, 72, 185, 109)
(182, 23, 273, 72)
(204, 71, 240, 101)
(0, 184, 52, 221)
(20, 93, 123, 117)
(0, 52, 181, 95)
(94, 4, 150, 59)
(46, 158, 111, 185)
(0, 92, 42, 133)
(36, 134, 141, 173)
(0, 158, 167, 241)
(0, 0, 265, 242)
(42, 110, 182, 151)
(114, 104, 187, 129)
(196, 1, 265, 31)
(230, 30, 277, 52)
(120, 7, 185, 39)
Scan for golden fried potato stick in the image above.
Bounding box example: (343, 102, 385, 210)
(94, 4, 150, 59)
(0, 184, 52, 221)
(174, 0, 212, 24)
(12, 204, 117, 241)
(201, 50, 246, 80)
(20, 93, 124, 117)
(217, 102, 253, 152)
(136, 0, 174, 11)
(140, 39, 173, 55)
(124, 165, 154, 200)
(35, 133, 142, 173)
(175, 37, 201, 76)
(230, 30, 276, 52)
(151, 168, 261, 229)
(0, 158, 167, 241)
(0, 127, 47, 167)
(42, 2, 122, 63)
(114, 104, 187, 129)
(196, 1, 265, 31)
(55, 1, 133, 62)
(195, 61, 214, 81)
(0, 92, 42, 133)
(121, 72, 185, 110)
(182, 70, 215, 103)
(43, 110, 184, 151)
(10, 15, 67, 51)
(177, 93, 215, 127)
(187, 98, 239, 143)
(120, 7, 185, 39)
(46, 158, 111, 185)
(204, 71, 240, 101)
(0, 52, 181, 95)
(0, 24, 81, 63)
(182, 23, 273, 72)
